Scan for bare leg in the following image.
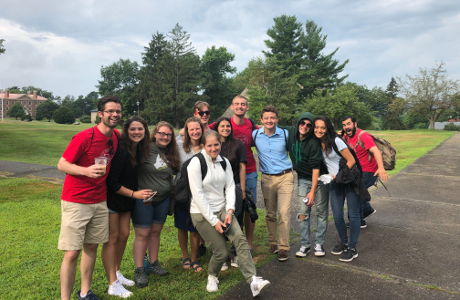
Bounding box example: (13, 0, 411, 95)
(147, 223, 164, 262)
(60, 250, 80, 300)
(102, 213, 120, 285)
(133, 227, 151, 268)
(178, 228, 190, 263)
(80, 243, 99, 295)
(115, 212, 131, 271)
(190, 231, 199, 262)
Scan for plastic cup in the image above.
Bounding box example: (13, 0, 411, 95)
(94, 157, 107, 174)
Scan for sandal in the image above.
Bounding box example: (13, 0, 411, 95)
(191, 261, 202, 273)
(182, 258, 191, 269)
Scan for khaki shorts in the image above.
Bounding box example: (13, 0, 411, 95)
(58, 200, 109, 251)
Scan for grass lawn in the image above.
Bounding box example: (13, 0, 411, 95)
(0, 177, 274, 300)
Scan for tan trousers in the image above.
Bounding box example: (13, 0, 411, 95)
(261, 172, 294, 250)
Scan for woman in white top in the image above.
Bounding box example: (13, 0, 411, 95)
(175, 116, 204, 272)
(188, 131, 270, 297)
(314, 116, 362, 263)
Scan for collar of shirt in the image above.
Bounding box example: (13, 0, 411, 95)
(259, 126, 284, 137)
(200, 148, 224, 164)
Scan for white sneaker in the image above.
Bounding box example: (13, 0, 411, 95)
(231, 256, 239, 268)
(314, 244, 326, 257)
(295, 245, 310, 257)
(117, 270, 135, 286)
(206, 275, 219, 292)
(108, 280, 133, 298)
(221, 262, 229, 271)
(250, 276, 271, 297)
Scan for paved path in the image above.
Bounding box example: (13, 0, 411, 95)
(219, 132, 460, 299)
(0, 160, 65, 183)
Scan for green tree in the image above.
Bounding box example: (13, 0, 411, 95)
(386, 77, 398, 100)
(382, 97, 408, 130)
(53, 106, 75, 124)
(7, 102, 25, 120)
(20, 86, 55, 100)
(303, 84, 372, 129)
(0, 39, 5, 55)
(97, 58, 139, 113)
(399, 62, 459, 129)
(36, 99, 59, 121)
(201, 46, 237, 117)
(345, 82, 391, 118)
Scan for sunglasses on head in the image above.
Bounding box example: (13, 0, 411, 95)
(195, 110, 210, 117)
(107, 139, 114, 155)
(299, 120, 313, 128)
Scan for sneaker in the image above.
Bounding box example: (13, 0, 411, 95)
(147, 260, 169, 276)
(206, 275, 219, 292)
(134, 267, 148, 288)
(363, 209, 377, 220)
(77, 290, 100, 300)
(197, 243, 207, 258)
(295, 246, 310, 257)
(269, 244, 279, 254)
(250, 276, 271, 297)
(331, 243, 347, 255)
(221, 262, 229, 271)
(108, 280, 133, 298)
(339, 248, 358, 262)
(314, 244, 325, 257)
(346, 220, 367, 229)
(116, 271, 135, 287)
(277, 249, 288, 261)
(231, 256, 239, 268)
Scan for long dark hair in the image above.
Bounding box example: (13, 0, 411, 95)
(183, 116, 205, 153)
(215, 117, 240, 165)
(313, 116, 339, 157)
(120, 116, 150, 166)
(151, 121, 180, 172)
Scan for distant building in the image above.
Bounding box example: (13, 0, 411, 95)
(0, 89, 47, 118)
(90, 109, 98, 124)
(433, 121, 460, 130)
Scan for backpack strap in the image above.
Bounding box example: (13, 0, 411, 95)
(283, 129, 289, 152)
(253, 128, 260, 154)
(249, 118, 257, 132)
(196, 152, 208, 180)
(356, 130, 367, 150)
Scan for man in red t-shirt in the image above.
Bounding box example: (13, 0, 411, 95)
(57, 96, 122, 300)
(342, 116, 388, 228)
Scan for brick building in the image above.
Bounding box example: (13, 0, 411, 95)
(0, 89, 47, 118)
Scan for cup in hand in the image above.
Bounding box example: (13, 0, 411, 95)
(94, 157, 108, 175)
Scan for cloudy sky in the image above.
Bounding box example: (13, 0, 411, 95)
(0, 0, 459, 99)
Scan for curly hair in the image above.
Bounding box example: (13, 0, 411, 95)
(120, 116, 150, 166)
(150, 121, 180, 172)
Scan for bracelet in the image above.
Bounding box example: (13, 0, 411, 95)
(131, 191, 135, 198)
(226, 212, 234, 216)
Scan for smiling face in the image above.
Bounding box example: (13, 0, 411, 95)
(128, 121, 145, 144)
(231, 97, 249, 117)
(187, 121, 202, 142)
(298, 119, 312, 137)
(98, 102, 122, 129)
(261, 112, 278, 131)
(314, 119, 327, 141)
(342, 118, 357, 137)
(194, 106, 210, 125)
(217, 120, 232, 139)
(155, 125, 173, 148)
(204, 135, 221, 160)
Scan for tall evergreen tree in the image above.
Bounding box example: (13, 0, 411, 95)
(386, 77, 398, 100)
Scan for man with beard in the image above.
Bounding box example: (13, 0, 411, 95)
(58, 96, 122, 300)
(341, 116, 388, 228)
(253, 105, 294, 261)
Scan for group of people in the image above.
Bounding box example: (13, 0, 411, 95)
(57, 94, 388, 300)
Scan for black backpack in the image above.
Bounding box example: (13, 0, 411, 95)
(175, 152, 227, 211)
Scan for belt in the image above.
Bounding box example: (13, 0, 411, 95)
(263, 169, 292, 177)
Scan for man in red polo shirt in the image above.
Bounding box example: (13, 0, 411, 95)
(342, 116, 388, 228)
(58, 96, 122, 300)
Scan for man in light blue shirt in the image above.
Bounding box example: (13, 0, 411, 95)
(252, 105, 294, 262)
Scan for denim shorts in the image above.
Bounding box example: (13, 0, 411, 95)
(131, 194, 171, 228)
(246, 171, 258, 204)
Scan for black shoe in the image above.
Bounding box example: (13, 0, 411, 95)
(147, 260, 169, 276)
(134, 267, 149, 288)
(363, 209, 377, 220)
(197, 243, 207, 258)
(77, 290, 100, 300)
(339, 248, 358, 262)
(361, 220, 367, 228)
(331, 243, 347, 255)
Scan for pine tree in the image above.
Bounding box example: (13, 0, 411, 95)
(386, 77, 398, 100)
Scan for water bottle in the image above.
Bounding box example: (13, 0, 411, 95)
(143, 253, 149, 271)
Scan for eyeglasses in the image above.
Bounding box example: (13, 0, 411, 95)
(157, 132, 173, 138)
(299, 120, 313, 128)
(103, 110, 122, 115)
(107, 139, 114, 155)
(194, 110, 210, 117)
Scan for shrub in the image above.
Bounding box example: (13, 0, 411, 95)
(53, 107, 75, 124)
(443, 123, 460, 131)
(95, 115, 100, 124)
(414, 123, 428, 129)
(21, 114, 33, 121)
(80, 115, 91, 123)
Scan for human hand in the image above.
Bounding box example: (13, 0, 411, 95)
(85, 164, 105, 178)
(306, 191, 316, 207)
(242, 190, 246, 200)
(224, 212, 233, 225)
(214, 220, 225, 234)
(134, 189, 153, 200)
(374, 168, 388, 182)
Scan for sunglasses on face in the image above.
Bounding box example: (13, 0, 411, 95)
(299, 120, 313, 128)
(194, 110, 210, 117)
(157, 132, 173, 138)
(107, 139, 114, 155)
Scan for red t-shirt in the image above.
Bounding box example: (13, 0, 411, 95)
(231, 117, 257, 174)
(344, 128, 377, 173)
(61, 126, 119, 204)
